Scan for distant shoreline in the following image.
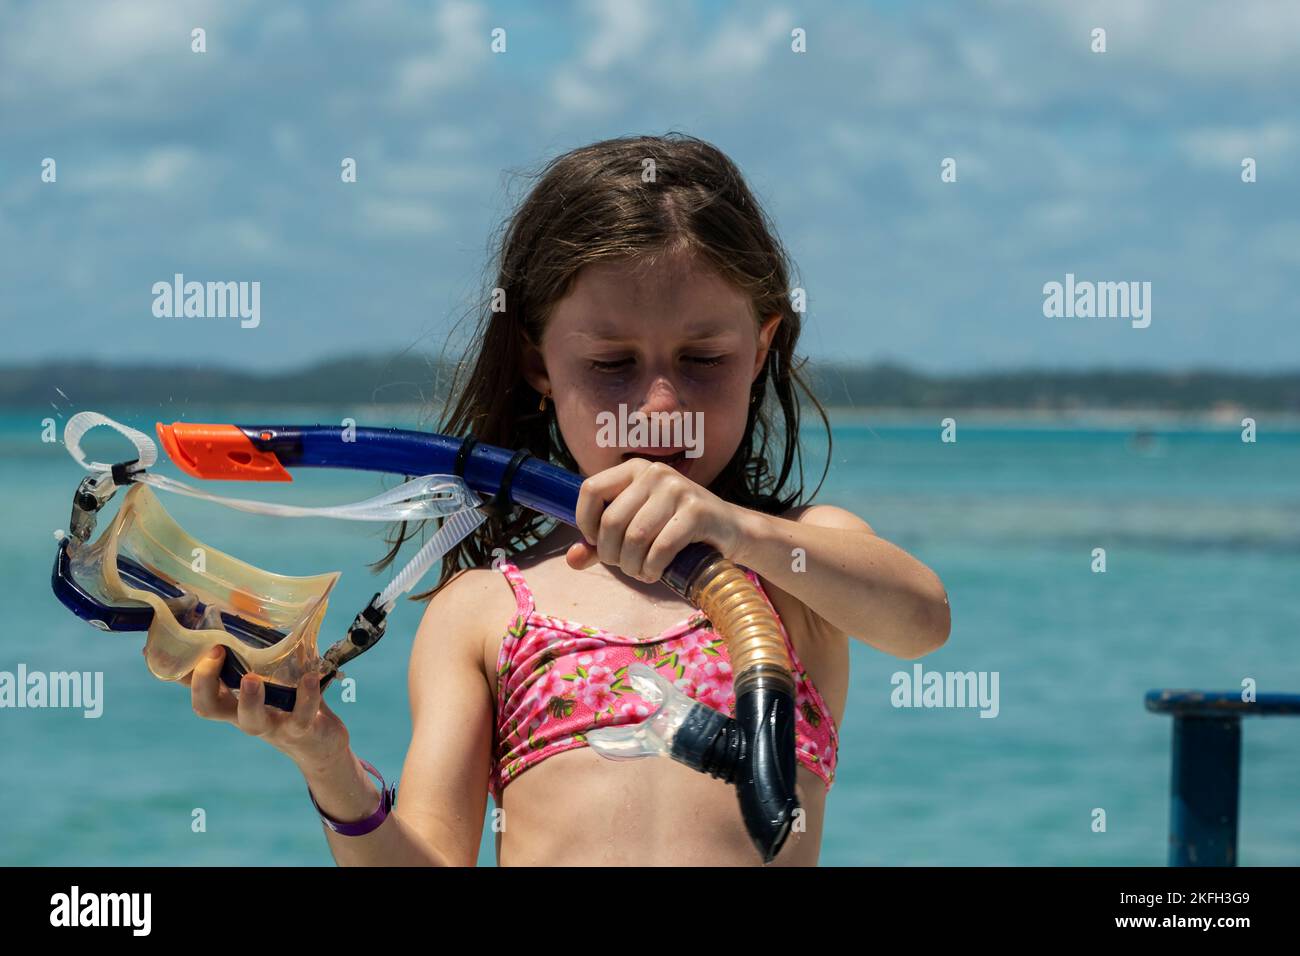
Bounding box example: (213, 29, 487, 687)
(825, 406, 1300, 430)
(2, 356, 1298, 420)
(8, 402, 1298, 433)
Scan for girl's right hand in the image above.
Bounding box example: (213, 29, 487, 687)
(181, 645, 351, 770)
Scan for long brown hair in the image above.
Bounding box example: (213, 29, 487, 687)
(378, 132, 832, 596)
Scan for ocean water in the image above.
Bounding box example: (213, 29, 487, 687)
(1, 406, 1297, 866)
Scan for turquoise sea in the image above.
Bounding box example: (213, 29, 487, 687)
(2, 406, 1297, 866)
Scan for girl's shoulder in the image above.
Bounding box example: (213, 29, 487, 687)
(413, 564, 520, 682)
(778, 502, 875, 535)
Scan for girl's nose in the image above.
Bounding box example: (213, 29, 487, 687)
(639, 377, 685, 415)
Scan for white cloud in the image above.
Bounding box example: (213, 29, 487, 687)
(0, 0, 238, 105)
(394, 57, 457, 99)
(417, 124, 477, 153)
(384, 161, 492, 195)
(359, 198, 445, 238)
(259, 6, 309, 41)
(579, 0, 657, 70)
(547, 1, 792, 116)
(549, 67, 618, 115)
(1180, 122, 1299, 168)
(72, 147, 205, 193)
(1024, 199, 1093, 240)
(1041, 0, 1300, 78)
(1250, 221, 1300, 265)
(271, 125, 304, 163)
(696, 7, 791, 76)
(388, 0, 488, 106)
(224, 219, 276, 257)
(546, 0, 664, 116)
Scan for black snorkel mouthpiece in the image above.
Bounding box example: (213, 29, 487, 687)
(667, 699, 743, 783)
(663, 668, 800, 861)
(731, 670, 799, 862)
(661, 543, 802, 864)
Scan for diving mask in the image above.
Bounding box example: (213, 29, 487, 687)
(61, 482, 339, 688)
(53, 412, 487, 708)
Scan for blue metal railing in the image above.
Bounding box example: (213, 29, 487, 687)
(1145, 690, 1300, 866)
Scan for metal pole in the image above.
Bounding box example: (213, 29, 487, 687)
(1146, 690, 1300, 867)
(1168, 715, 1240, 866)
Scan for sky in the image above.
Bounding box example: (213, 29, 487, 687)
(1, 0, 1297, 373)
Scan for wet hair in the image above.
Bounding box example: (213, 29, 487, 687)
(377, 132, 831, 596)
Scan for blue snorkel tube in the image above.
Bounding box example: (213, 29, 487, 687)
(144, 421, 801, 862)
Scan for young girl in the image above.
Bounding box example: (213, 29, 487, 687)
(188, 133, 951, 866)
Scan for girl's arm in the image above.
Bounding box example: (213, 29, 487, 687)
(570, 459, 950, 661)
(304, 570, 496, 866)
(733, 503, 950, 659)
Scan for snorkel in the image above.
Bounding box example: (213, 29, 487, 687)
(55, 415, 801, 862)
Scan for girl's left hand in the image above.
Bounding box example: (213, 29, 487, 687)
(568, 458, 747, 581)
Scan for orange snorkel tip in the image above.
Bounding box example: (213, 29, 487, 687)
(155, 422, 293, 482)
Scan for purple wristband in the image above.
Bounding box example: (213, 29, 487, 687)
(309, 757, 395, 836)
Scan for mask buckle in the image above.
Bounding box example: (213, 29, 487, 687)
(322, 592, 389, 678)
(68, 460, 146, 544)
(69, 472, 117, 544)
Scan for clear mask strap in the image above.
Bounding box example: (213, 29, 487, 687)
(136, 471, 479, 523)
(64, 410, 480, 522)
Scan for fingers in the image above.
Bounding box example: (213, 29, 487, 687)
(576, 460, 699, 582)
(234, 671, 319, 739)
(619, 494, 676, 581)
(186, 647, 339, 761)
(574, 479, 607, 549)
(594, 477, 652, 570)
(235, 673, 275, 736)
(565, 540, 598, 570)
(641, 508, 697, 581)
(574, 459, 643, 547)
(190, 645, 239, 723)
(287, 670, 322, 734)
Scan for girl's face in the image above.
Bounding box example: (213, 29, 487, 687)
(524, 251, 781, 484)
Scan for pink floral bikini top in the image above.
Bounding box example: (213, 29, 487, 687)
(489, 561, 840, 800)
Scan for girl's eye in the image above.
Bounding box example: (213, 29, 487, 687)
(588, 358, 633, 373)
(587, 355, 725, 373)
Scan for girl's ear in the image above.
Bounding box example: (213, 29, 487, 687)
(521, 340, 551, 397)
(753, 313, 782, 377)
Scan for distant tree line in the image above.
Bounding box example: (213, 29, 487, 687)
(800, 362, 1300, 411)
(2, 355, 1297, 411)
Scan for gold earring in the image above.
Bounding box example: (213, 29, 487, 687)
(538, 392, 549, 412)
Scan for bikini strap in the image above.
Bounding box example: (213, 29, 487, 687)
(495, 560, 536, 621)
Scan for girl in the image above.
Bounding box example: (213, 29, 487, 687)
(188, 133, 951, 866)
